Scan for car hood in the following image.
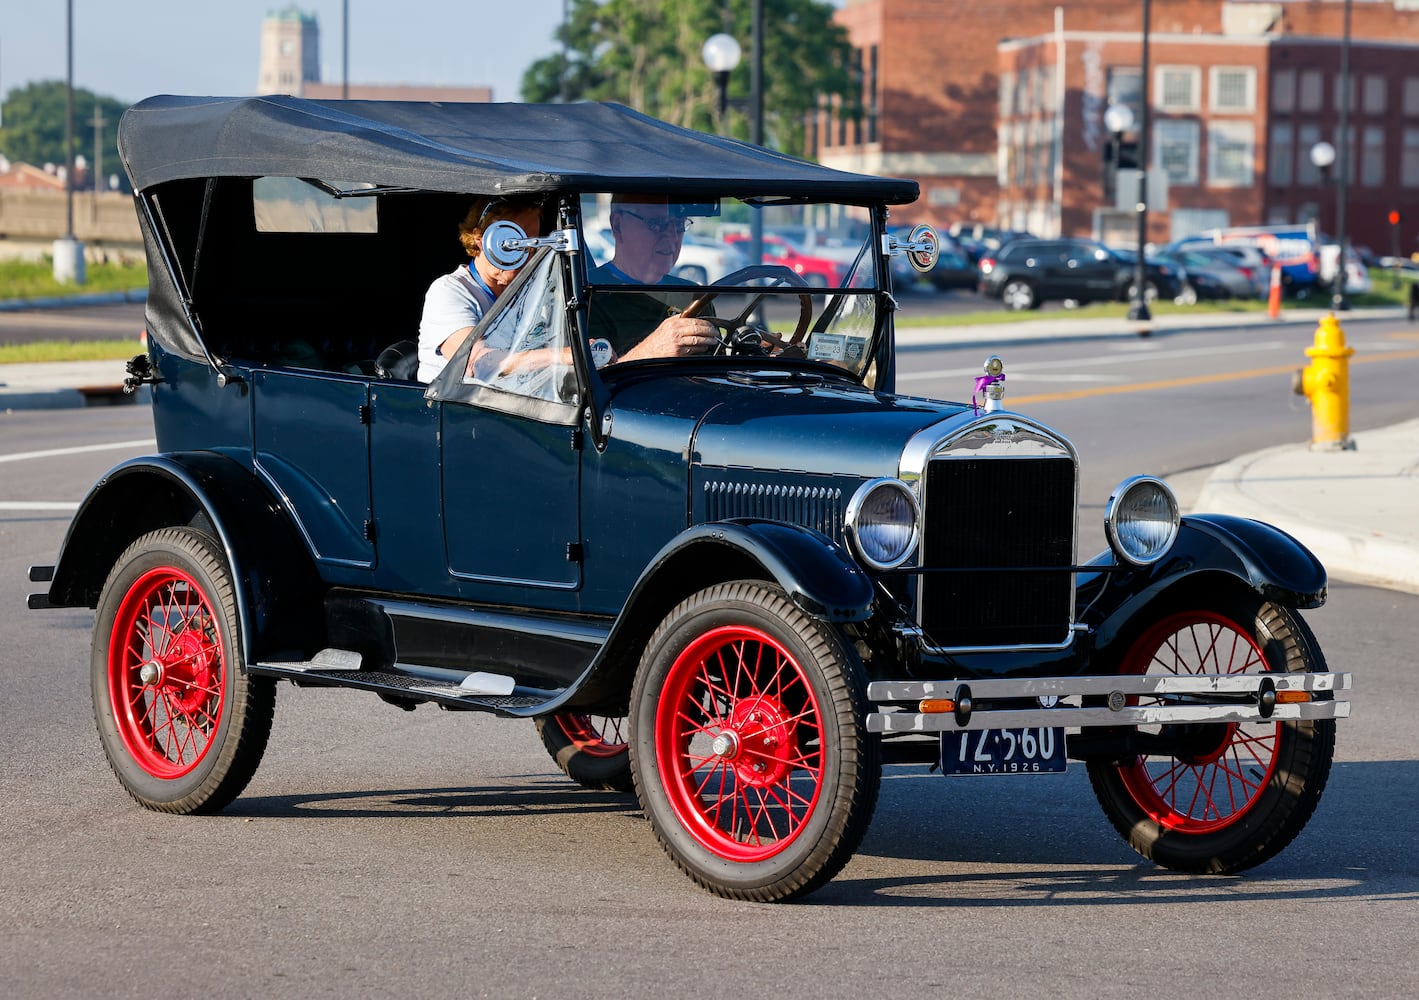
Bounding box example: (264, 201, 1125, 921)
(683, 371, 972, 479)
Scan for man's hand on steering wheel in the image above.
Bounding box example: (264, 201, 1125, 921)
(680, 265, 816, 354)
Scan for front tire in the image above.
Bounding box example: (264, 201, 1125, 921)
(536, 712, 633, 792)
(630, 582, 880, 901)
(91, 527, 275, 814)
(1087, 595, 1335, 874)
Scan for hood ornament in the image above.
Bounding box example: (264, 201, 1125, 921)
(973, 355, 1006, 414)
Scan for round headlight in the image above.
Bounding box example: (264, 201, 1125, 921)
(846, 478, 920, 571)
(1105, 475, 1180, 566)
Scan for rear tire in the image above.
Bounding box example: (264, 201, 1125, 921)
(91, 527, 274, 814)
(536, 712, 634, 793)
(630, 581, 880, 901)
(1087, 594, 1334, 874)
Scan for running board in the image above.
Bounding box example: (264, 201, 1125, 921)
(250, 648, 555, 715)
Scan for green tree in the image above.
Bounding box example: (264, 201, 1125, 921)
(521, 0, 858, 156)
(0, 81, 130, 190)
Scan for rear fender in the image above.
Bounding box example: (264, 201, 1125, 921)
(45, 452, 322, 662)
(1084, 513, 1326, 662)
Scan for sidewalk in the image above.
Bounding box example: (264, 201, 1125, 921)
(2, 304, 1416, 595)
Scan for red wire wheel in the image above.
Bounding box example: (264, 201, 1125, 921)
(1087, 592, 1336, 875)
(1115, 609, 1280, 833)
(536, 712, 634, 792)
(631, 582, 879, 901)
(653, 624, 825, 862)
(106, 565, 227, 779)
(91, 528, 274, 815)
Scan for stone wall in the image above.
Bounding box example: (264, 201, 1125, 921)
(0, 190, 142, 252)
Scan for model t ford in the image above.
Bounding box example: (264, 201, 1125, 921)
(29, 96, 1349, 901)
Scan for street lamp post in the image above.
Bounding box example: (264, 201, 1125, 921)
(1103, 103, 1134, 205)
(1310, 140, 1343, 306)
(53, 0, 85, 285)
(1332, 0, 1353, 311)
(701, 33, 741, 128)
(1128, 0, 1152, 323)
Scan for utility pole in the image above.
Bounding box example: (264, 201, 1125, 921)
(92, 105, 105, 204)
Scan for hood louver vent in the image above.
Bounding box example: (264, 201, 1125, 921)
(703, 480, 845, 543)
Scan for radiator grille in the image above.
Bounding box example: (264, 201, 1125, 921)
(703, 480, 844, 542)
(919, 456, 1075, 648)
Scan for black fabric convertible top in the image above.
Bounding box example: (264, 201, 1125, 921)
(118, 95, 919, 203)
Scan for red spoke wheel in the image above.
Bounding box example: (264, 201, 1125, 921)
(631, 582, 879, 901)
(1087, 591, 1335, 874)
(536, 712, 634, 793)
(91, 527, 274, 814)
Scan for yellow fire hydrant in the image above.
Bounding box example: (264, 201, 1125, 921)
(1293, 313, 1356, 451)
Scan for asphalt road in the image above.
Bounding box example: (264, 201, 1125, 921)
(2, 319, 1417, 998)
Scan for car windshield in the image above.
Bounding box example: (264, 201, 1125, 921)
(577, 193, 882, 379)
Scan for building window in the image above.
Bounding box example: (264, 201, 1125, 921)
(1157, 66, 1200, 111)
(1362, 127, 1385, 187)
(1403, 129, 1419, 187)
(1332, 75, 1358, 113)
(1270, 123, 1294, 186)
(1210, 67, 1255, 113)
(1363, 75, 1386, 115)
(1404, 78, 1419, 116)
(1208, 121, 1254, 187)
(1272, 69, 1295, 113)
(1154, 119, 1199, 186)
(1299, 70, 1324, 112)
(866, 45, 879, 143)
(1000, 71, 1015, 120)
(1295, 124, 1321, 185)
(1108, 66, 1142, 122)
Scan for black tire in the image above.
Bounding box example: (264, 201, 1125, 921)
(1126, 279, 1160, 304)
(629, 581, 880, 901)
(1087, 593, 1335, 874)
(535, 712, 634, 793)
(1001, 279, 1036, 311)
(91, 526, 275, 814)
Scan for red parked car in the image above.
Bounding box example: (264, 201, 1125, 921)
(725, 232, 846, 287)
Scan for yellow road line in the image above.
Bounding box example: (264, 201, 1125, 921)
(1009, 348, 1419, 406)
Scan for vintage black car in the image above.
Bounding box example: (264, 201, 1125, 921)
(29, 96, 1350, 902)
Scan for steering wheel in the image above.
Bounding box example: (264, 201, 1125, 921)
(680, 265, 815, 356)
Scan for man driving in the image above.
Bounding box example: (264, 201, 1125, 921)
(588, 194, 720, 362)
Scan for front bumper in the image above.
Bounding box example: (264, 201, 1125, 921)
(866, 671, 1351, 734)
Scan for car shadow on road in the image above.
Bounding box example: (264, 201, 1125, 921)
(227, 776, 639, 821)
(812, 758, 1419, 907)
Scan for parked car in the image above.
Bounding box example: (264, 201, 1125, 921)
(979, 238, 1180, 310)
(887, 227, 977, 292)
(1174, 244, 1270, 298)
(1156, 248, 1257, 303)
(947, 223, 1033, 263)
(29, 95, 1350, 903)
(724, 232, 845, 286)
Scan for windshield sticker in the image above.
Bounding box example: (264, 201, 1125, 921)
(807, 333, 868, 363)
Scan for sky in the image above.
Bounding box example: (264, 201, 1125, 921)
(2, 1, 568, 105)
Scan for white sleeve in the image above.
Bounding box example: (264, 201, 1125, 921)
(417, 272, 485, 381)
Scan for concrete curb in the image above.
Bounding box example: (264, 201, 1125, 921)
(0, 289, 147, 313)
(1194, 428, 1419, 595)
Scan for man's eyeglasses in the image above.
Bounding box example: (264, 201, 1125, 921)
(618, 209, 692, 236)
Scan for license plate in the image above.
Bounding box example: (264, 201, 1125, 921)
(940, 727, 1067, 776)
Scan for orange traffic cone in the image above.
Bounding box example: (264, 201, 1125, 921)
(1267, 263, 1282, 319)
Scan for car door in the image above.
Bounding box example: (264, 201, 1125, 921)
(431, 251, 583, 592)
(1061, 240, 1118, 301)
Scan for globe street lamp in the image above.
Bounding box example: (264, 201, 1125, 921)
(1310, 140, 1346, 309)
(1103, 103, 1134, 203)
(702, 33, 741, 126)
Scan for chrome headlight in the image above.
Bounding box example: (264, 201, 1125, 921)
(1105, 475, 1179, 566)
(845, 478, 920, 571)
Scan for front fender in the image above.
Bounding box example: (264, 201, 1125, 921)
(1082, 513, 1327, 660)
(45, 452, 323, 662)
(556, 519, 874, 712)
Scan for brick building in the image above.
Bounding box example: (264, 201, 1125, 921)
(825, 0, 1419, 254)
